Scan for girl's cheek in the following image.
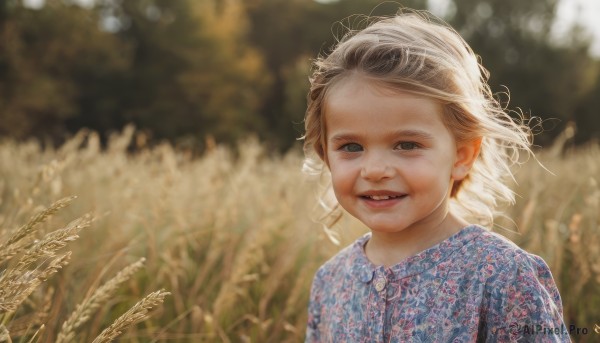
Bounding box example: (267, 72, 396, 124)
(331, 157, 357, 169)
(330, 159, 354, 176)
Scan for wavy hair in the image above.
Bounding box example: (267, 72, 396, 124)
(300, 11, 533, 230)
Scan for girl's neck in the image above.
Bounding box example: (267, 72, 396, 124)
(364, 213, 468, 267)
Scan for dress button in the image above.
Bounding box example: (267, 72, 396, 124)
(374, 276, 387, 292)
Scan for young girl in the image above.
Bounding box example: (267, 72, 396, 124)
(301, 11, 570, 342)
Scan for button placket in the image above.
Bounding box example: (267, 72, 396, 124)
(370, 269, 388, 342)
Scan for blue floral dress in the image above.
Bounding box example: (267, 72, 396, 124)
(305, 225, 570, 342)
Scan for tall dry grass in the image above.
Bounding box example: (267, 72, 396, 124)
(0, 194, 169, 342)
(0, 125, 598, 342)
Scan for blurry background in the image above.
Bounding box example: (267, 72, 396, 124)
(1, 1, 600, 342)
(1, 0, 599, 152)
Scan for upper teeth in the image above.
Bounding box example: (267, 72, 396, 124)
(368, 195, 396, 200)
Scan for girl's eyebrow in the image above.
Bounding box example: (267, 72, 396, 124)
(392, 129, 435, 140)
(329, 129, 434, 143)
(328, 133, 358, 144)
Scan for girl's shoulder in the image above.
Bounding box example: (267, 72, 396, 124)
(311, 233, 372, 286)
(464, 226, 562, 307)
(316, 234, 367, 270)
(467, 226, 552, 276)
(468, 228, 566, 340)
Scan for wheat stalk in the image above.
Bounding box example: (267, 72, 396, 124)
(6, 287, 53, 337)
(0, 214, 91, 313)
(0, 196, 76, 263)
(16, 214, 92, 270)
(56, 258, 146, 343)
(0, 253, 71, 313)
(91, 289, 170, 343)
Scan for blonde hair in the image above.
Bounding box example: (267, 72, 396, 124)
(300, 11, 533, 229)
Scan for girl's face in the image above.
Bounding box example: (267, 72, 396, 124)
(324, 74, 474, 236)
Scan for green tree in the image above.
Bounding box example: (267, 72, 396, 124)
(94, 0, 270, 146)
(0, 0, 271, 149)
(0, 0, 129, 141)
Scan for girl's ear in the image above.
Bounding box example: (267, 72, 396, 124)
(452, 137, 482, 180)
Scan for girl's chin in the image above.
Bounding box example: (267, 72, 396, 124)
(365, 224, 410, 235)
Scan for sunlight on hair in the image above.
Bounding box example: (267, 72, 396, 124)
(302, 11, 535, 231)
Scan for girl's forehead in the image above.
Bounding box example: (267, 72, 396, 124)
(326, 86, 446, 129)
(325, 75, 441, 116)
(325, 73, 438, 107)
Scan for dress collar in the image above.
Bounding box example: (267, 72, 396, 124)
(348, 225, 486, 282)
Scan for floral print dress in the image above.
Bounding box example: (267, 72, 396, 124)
(305, 225, 570, 342)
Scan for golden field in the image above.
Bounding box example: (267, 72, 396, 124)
(0, 126, 599, 342)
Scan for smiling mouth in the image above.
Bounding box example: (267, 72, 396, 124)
(360, 195, 407, 201)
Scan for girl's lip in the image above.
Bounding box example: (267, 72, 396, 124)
(359, 191, 406, 197)
(360, 195, 407, 209)
(358, 191, 406, 198)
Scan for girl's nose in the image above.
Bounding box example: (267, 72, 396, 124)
(360, 154, 394, 181)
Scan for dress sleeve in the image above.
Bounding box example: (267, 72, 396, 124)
(484, 253, 571, 342)
(305, 267, 325, 343)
